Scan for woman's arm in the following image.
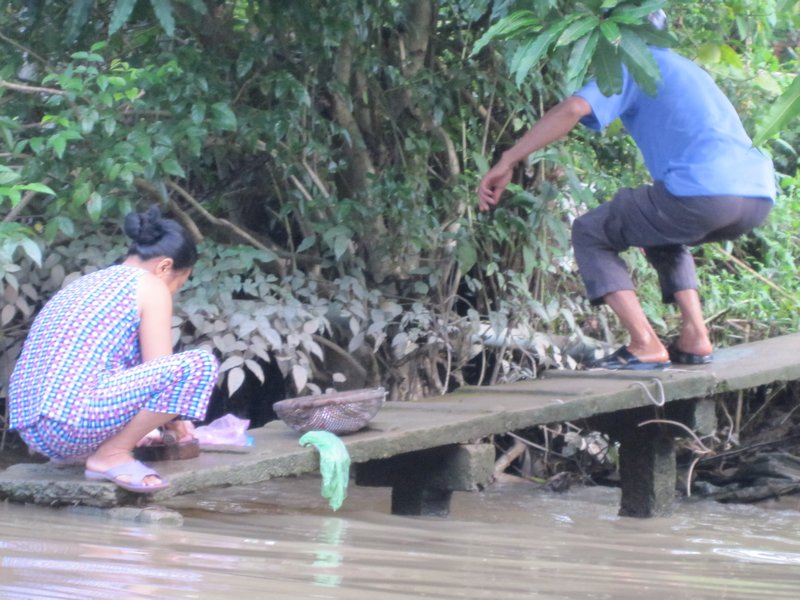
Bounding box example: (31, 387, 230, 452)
(137, 273, 174, 362)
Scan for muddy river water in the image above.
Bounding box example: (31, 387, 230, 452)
(1, 476, 799, 599)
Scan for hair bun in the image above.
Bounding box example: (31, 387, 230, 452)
(124, 206, 166, 246)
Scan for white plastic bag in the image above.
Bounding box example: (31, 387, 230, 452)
(193, 414, 253, 446)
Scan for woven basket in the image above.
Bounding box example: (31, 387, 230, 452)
(273, 387, 386, 435)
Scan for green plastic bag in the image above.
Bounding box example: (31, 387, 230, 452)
(299, 431, 351, 511)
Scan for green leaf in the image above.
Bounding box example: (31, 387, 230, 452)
(719, 45, 743, 71)
(591, 36, 623, 96)
(631, 24, 675, 48)
(236, 53, 254, 79)
(510, 23, 564, 87)
(182, 0, 207, 14)
(599, 20, 621, 45)
(149, 0, 176, 37)
(609, 0, 666, 24)
(48, 133, 65, 159)
(20, 238, 42, 267)
(0, 170, 21, 185)
(0, 187, 21, 206)
(456, 239, 477, 274)
(565, 30, 600, 93)
(63, 0, 93, 45)
(471, 11, 541, 57)
(161, 157, 186, 178)
(696, 42, 722, 66)
(191, 102, 206, 125)
(556, 16, 599, 47)
(333, 235, 349, 259)
(57, 216, 76, 237)
(109, 0, 138, 36)
(296, 235, 316, 253)
(19, 183, 56, 195)
(522, 245, 535, 277)
(618, 29, 661, 96)
(753, 75, 800, 146)
(87, 192, 103, 222)
(211, 102, 237, 131)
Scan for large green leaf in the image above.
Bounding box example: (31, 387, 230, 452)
(753, 75, 800, 146)
(556, 16, 600, 47)
(109, 0, 137, 36)
(618, 28, 661, 96)
(63, 0, 94, 45)
(471, 10, 541, 57)
(591, 36, 623, 96)
(150, 0, 175, 37)
(631, 24, 676, 48)
(599, 20, 621, 45)
(609, 0, 667, 24)
(511, 21, 568, 87)
(565, 29, 600, 93)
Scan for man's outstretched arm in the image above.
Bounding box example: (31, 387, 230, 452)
(477, 95, 593, 211)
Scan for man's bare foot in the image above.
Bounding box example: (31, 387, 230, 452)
(674, 338, 713, 357)
(626, 341, 670, 364)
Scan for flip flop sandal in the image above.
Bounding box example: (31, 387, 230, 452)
(85, 459, 170, 493)
(668, 343, 713, 365)
(589, 346, 671, 371)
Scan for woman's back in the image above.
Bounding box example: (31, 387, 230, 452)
(9, 264, 145, 428)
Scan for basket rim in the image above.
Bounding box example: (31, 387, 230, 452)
(274, 387, 386, 411)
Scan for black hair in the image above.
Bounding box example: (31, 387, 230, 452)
(123, 206, 198, 270)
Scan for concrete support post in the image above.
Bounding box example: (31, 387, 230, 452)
(617, 426, 677, 518)
(355, 443, 495, 517)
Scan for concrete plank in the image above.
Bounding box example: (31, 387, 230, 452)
(1, 334, 798, 508)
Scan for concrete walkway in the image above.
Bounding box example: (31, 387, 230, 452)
(1, 333, 798, 509)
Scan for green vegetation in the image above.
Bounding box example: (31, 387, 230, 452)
(0, 1, 798, 427)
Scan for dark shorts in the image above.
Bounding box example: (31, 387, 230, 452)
(571, 182, 772, 304)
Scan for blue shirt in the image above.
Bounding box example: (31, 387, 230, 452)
(575, 47, 775, 200)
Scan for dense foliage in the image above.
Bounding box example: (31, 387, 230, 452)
(1, 1, 798, 429)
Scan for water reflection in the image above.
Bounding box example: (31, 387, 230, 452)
(1, 477, 799, 599)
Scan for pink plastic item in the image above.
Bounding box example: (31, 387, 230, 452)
(192, 414, 252, 446)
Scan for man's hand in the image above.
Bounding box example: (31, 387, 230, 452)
(477, 163, 513, 211)
(476, 96, 591, 213)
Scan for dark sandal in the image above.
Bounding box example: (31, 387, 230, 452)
(667, 343, 712, 365)
(589, 346, 671, 371)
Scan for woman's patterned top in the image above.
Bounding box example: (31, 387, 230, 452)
(9, 265, 145, 428)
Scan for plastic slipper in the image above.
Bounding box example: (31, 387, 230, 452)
(589, 346, 671, 371)
(85, 460, 170, 493)
(668, 343, 712, 365)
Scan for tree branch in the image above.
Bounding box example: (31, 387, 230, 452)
(0, 31, 48, 66)
(163, 179, 323, 273)
(0, 79, 66, 96)
(2, 185, 45, 223)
